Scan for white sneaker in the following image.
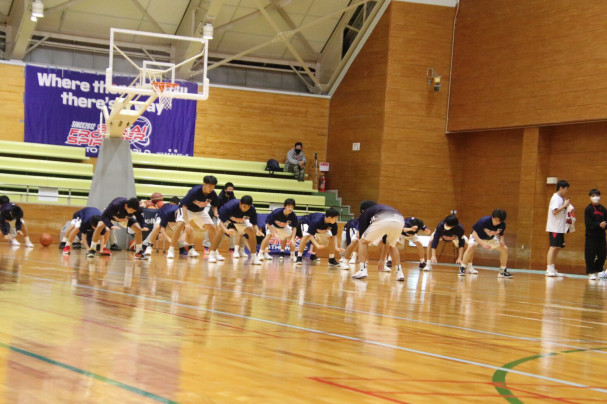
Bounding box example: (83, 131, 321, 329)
(546, 268, 563, 277)
(253, 255, 262, 265)
(166, 248, 174, 259)
(188, 248, 200, 258)
(340, 261, 350, 270)
(25, 240, 35, 248)
(290, 254, 297, 262)
(349, 255, 357, 264)
(352, 267, 368, 279)
(263, 252, 272, 260)
(215, 252, 225, 261)
(11, 239, 20, 246)
(423, 263, 432, 272)
(466, 263, 478, 274)
(208, 251, 217, 263)
(233, 250, 241, 258)
(396, 268, 405, 281)
(144, 246, 153, 256)
(381, 264, 391, 272)
(599, 270, 607, 278)
(589, 273, 598, 280)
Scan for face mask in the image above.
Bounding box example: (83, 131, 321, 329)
(294, 149, 301, 155)
(591, 196, 601, 204)
(226, 191, 235, 198)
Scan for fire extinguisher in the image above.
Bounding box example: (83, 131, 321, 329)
(319, 173, 326, 192)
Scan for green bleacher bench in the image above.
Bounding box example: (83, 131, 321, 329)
(133, 167, 312, 193)
(0, 156, 94, 177)
(131, 152, 297, 178)
(0, 140, 86, 161)
(0, 173, 92, 190)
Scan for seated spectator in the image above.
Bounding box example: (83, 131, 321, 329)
(285, 142, 307, 181)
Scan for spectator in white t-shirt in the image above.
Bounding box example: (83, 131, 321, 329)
(545, 180, 570, 277)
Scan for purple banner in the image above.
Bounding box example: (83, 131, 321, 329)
(24, 65, 196, 157)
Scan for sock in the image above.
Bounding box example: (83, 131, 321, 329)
(66, 241, 72, 247)
(136, 244, 142, 251)
(329, 254, 334, 259)
(234, 246, 240, 253)
(90, 242, 98, 250)
(280, 248, 285, 252)
(62, 237, 68, 242)
(420, 258, 425, 263)
(352, 252, 357, 258)
(397, 264, 402, 270)
(168, 246, 174, 251)
(500, 266, 506, 271)
(25, 237, 31, 243)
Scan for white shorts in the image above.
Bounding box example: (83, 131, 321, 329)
(469, 233, 501, 249)
(267, 224, 293, 239)
(402, 234, 419, 243)
(229, 220, 253, 234)
(361, 213, 404, 247)
(177, 208, 213, 228)
(71, 217, 83, 229)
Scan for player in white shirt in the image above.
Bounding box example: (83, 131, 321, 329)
(545, 180, 570, 277)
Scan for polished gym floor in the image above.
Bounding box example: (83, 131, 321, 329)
(0, 244, 605, 403)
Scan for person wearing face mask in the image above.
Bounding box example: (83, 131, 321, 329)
(426, 214, 468, 272)
(285, 142, 307, 181)
(584, 189, 607, 280)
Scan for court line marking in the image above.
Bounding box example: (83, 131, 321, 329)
(4, 270, 607, 396)
(0, 341, 177, 404)
(493, 348, 607, 404)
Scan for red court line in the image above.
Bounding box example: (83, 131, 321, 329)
(308, 377, 410, 404)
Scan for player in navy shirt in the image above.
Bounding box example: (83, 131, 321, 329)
(89, 197, 148, 259)
(143, 198, 194, 259)
(459, 209, 511, 278)
(427, 214, 468, 271)
(0, 196, 34, 248)
(295, 208, 340, 266)
(179, 175, 222, 262)
(217, 195, 261, 264)
(204, 182, 235, 251)
(352, 201, 406, 281)
(379, 217, 431, 270)
(339, 200, 378, 270)
(258, 198, 298, 261)
(61, 207, 107, 255)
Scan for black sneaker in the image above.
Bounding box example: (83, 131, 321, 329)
(296, 256, 303, 265)
(386, 260, 392, 268)
(328, 258, 340, 266)
(179, 247, 188, 256)
(279, 251, 286, 259)
(419, 262, 427, 270)
(87, 249, 96, 258)
(498, 268, 513, 279)
(135, 250, 148, 260)
(73, 242, 82, 249)
(58, 242, 66, 249)
(458, 266, 466, 276)
(309, 254, 320, 262)
(110, 243, 122, 251)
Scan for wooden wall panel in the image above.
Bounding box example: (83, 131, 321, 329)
(0, 64, 25, 141)
(449, 0, 607, 131)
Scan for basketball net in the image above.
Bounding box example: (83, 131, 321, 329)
(151, 82, 179, 110)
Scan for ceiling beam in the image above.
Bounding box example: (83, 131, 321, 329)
(5, 0, 38, 60)
(127, 0, 166, 34)
(270, 0, 317, 60)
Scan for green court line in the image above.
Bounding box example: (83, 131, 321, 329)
(0, 342, 177, 404)
(492, 347, 607, 403)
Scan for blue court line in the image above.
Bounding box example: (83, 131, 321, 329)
(0, 341, 176, 403)
(2, 270, 607, 395)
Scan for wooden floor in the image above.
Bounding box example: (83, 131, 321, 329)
(0, 244, 606, 403)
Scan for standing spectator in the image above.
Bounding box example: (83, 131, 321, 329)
(546, 180, 570, 277)
(584, 189, 607, 280)
(285, 142, 307, 181)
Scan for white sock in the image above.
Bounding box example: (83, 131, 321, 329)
(420, 258, 425, 263)
(234, 246, 239, 253)
(329, 254, 334, 259)
(397, 264, 402, 270)
(25, 237, 31, 243)
(90, 242, 98, 250)
(136, 244, 142, 251)
(66, 241, 72, 247)
(62, 237, 68, 242)
(500, 266, 506, 270)
(352, 252, 357, 258)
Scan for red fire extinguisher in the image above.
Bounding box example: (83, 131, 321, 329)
(319, 173, 326, 192)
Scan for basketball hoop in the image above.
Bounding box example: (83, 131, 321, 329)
(152, 82, 179, 110)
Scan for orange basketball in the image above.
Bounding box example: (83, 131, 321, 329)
(39, 233, 52, 247)
(151, 192, 163, 202)
(155, 201, 164, 208)
(144, 200, 154, 208)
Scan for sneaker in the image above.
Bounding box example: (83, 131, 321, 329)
(215, 252, 225, 261)
(263, 252, 272, 260)
(296, 256, 303, 266)
(466, 264, 479, 274)
(58, 242, 66, 250)
(253, 255, 262, 265)
(62, 245, 71, 255)
(25, 240, 35, 248)
(233, 250, 241, 258)
(73, 242, 82, 249)
(419, 262, 427, 270)
(279, 251, 285, 259)
(290, 253, 297, 262)
(352, 267, 368, 279)
(386, 260, 392, 268)
(110, 244, 122, 251)
(208, 251, 217, 263)
(423, 263, 432, 272)
(166, 248, 174, 259)
(144, 246, 153, 256)
(179, 247, 188, 256)
(100, 248, 111, 256)
(546, 268, 563, 277)
(589, 273, 598, 280)
(349, 255, 357, 264)
(458, 266, 466, 276)
(381, 264, 391, 272)
(87, 249, 96, 258)
(188, 248, 200, 258)
(340, 261, 350, 270)
(11, 239, 20, 247)
(396, 268, 405, 281)
(309, 254, 320, 262)
(498, 268, 513, 278)
(328, 258, 340, 266)
(599, 270, 607, 279)
(135, 250, 147, 260)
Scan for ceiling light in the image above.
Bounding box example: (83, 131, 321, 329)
(31, 15, 38, 22)
(202, 23, 213, 40)
(32, 0, 44, 18)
